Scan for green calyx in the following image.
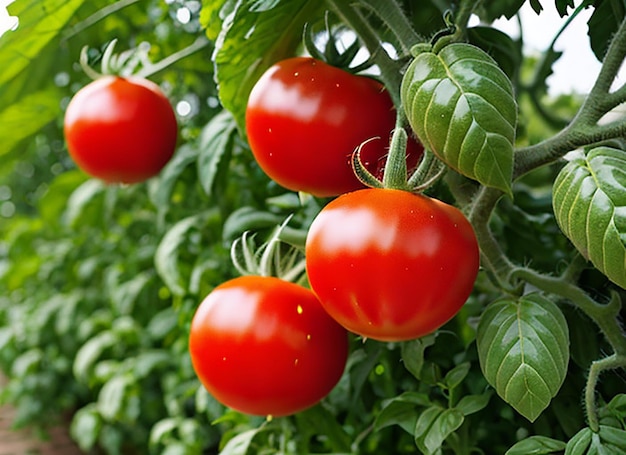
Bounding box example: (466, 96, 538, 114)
(351, 114, 445, 193)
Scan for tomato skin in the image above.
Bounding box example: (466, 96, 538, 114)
(188, 276, 349, 417)
(305, 189, 479, 341)
(64, 76, 178, 184)
(245, 57, 422, 197)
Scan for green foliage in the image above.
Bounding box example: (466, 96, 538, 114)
(477, 293, 570, 422)
(552, 147, 626, 289)
(1, 0, 626, 454)
(401, 42, 517, 195)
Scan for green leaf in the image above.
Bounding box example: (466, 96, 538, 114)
(414, 406, 464, 455)
(70, 404, 102, 451)
(467, 26, 523, 80)
(587, 0, 624, 61)
(443, 362, 470, 390)
(197, 110, 237, 196)
(476, 293, 570, 422)
(214, 0, 325, 131)
(149, 144, 199, 212)
(374, 392, 431, 433)
(455, 392, 492, 416)
(64, 179, 106, 228)
(222, 206, 284, 240)
(598, 425, 626, 450)
(506, 435, 567, 454)
(401, 43, 516, 195)
(154, 211, 217, 296)
(11, 348, 43, 377)
(552, 147, 626, 289)
(73, 331, 118, 381)
(401, 334, 437, 380)
(0, 88, 62, 157)
(556, 0, 576, 16)
(530, 0, 544, 14)
(220, 428, 260, 455)
(97, 374, 133, 421)
(199, 0, 237, 41)
(478, 0, 526, 21)
(132, 350, 172, 379)
(1, 0, 86, 86)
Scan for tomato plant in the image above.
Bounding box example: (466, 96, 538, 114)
(4, 1, 626, 454)
(245, 57, 422, 197)
(305, 188, 479, 341)
(64, 75, 178, 184)
(188, 276, 349, 417)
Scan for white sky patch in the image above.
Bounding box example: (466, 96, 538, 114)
(486, 2, 604, 95)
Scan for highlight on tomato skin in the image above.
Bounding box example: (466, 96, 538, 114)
(245, 56, 423, 197)
(188, 275, 349, 417)
(63, 75, 178, 184)
(305, 188, 480, 342)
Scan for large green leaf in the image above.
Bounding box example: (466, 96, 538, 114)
(213, 0, 325, 131)
(197, 110, 237, 196)
(1, 0, 86, 86)
(552, 147, 626, 289)
(0, 88, 61, 157)
(401, 42, 517, 195)
(476, 293, 570, 422)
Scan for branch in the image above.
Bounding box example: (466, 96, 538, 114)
(136, 36, 211, 78)
(62, 0, 144, 42)
(325, 0, 405, 106)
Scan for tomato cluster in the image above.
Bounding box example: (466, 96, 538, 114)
(64, 76, 178, 184)
(189, 57, 479, 416)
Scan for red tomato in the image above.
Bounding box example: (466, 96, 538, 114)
(245, 57, 422, 197)
(305, 189, 479, 341)
(188, 276, 349, 417)
(64, 76, 178, 184)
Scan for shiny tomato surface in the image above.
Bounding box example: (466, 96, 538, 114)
(305, 189, 480, 341)
(64, 76, 178, 184)
(245, 57, 422, 197)
(189, 276, 349, 417)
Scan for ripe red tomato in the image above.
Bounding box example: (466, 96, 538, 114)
(305, 189, 479, 341)
(64, 76, 178, 184)
(245, 57, 422, 197)
(188, 276, 349, 417)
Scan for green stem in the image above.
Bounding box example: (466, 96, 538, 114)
(585, 354, 626, 432)
(454, 0, 481, 35)
(468, 187, 516, 290)
(136, 36, 211, 78)
(358, 0, 423, 55)
(325, 0, 406, 106)
(513, 119, 626, 178)
(62, 0, 143, 41)
(513, 15, 626, 178)
(510, 267, 626, 356)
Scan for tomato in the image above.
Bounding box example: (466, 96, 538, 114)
(305, 188, 479, 341)
(245, 57, 422, 197)
(64, 75, 178, 184)
(188, 276, 349, 417)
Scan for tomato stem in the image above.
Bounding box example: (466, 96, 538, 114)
(513, 15, 626, 178)
(325, 0, 406, 106)
(584, 354, 626, 432)
(510, 267, 626, 357)
(381, 127, 409, 190)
